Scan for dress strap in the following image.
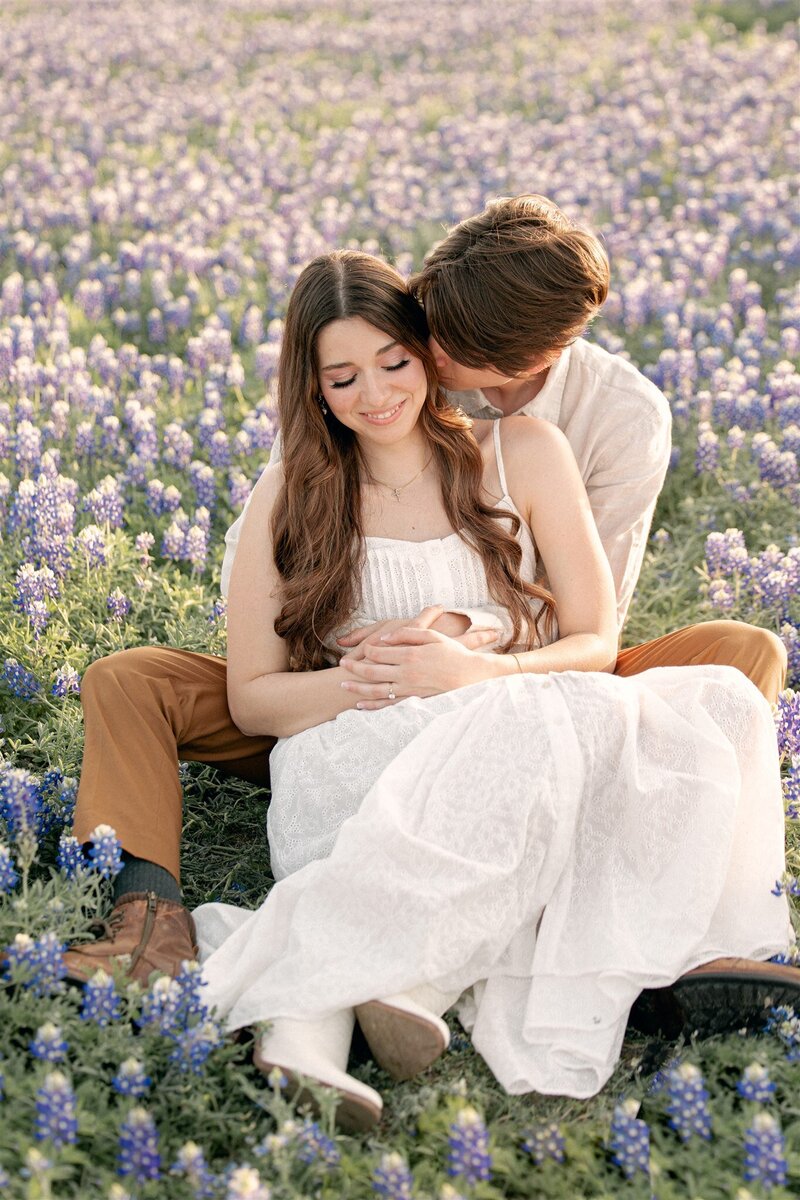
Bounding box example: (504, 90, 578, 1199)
(492, 420, 510, 498)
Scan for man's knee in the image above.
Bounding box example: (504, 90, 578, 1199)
(82, 647, 175, 697)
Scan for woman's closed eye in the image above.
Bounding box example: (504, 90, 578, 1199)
(330, 359, 411, 389)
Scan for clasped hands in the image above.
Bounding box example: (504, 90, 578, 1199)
(337, 604, 504, 710)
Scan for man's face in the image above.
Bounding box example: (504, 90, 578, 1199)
(428, 336, 522, 392)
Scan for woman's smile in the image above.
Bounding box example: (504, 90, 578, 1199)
(360, 399, 406, 425)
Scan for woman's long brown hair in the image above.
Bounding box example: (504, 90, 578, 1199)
(272, 250, 556, 670)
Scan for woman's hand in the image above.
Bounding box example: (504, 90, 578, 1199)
(339, 627, 506, 709)
(338, 605, 497, 661)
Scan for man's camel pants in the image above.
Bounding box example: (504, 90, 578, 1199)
(73, 620, 787, 882)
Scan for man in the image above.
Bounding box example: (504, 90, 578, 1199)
(64, 196, 790, 1021)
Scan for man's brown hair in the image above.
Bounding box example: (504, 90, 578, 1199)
(409, 194, 609, 376)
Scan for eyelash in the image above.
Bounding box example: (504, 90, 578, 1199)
(330, 359, 411, 389)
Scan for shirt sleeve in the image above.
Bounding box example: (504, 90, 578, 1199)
(585, 403, 672, 631)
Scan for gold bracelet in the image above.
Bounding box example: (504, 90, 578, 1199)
(511, 652, 524, 675)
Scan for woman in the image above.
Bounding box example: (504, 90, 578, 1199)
(194, 251, 796, 1131)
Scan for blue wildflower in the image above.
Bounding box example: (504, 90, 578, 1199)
(57, 834, 85, 878)
(0, 845, 18, 893)
(112, 1058, 151, 1097)
(34, 1071, 78, 1147)
(609, 1098, 650, 1181)
(447, 1106, 492, 1186)
(737, 1063, 776, 1103)
(3, 931, 66, 997)
(30, 1022, 68, 1063)
(171, 1141, 216, 1198)
(522, 1122, 566, 1165)
(1, 658, 39, 700)
(106, 588, 131, 623)
(764, 1005, 800, 1062)
(743, 1112, 787, 1190)
(0, 764, 41, 840)
(52, 664, 81, 698)
(118, 1107, 161, 1183)
(372, 1151, 413, 1199)
(223, 1166, 271, 1199)
(80, 968, 122, 1026)
(87, 823, 123, 878)
(666, 1062, 713, 1142)
(294, 1119, 340, 1168)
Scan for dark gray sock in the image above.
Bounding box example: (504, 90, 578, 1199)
(113, 855, 182, 905)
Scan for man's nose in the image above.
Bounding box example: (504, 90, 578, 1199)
(429, 337, 449, 371)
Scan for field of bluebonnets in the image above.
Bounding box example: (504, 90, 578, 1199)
(1, 0, 799, 1196)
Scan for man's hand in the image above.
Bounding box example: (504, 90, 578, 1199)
(338, 605, 497, 661)
(339, 627, 506, 709)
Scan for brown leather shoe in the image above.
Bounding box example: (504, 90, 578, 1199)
(628, 956, 800, 1039)
(62, 891, 198, 986)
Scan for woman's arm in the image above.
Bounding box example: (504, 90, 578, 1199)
(496, 414, 619, 674)
(339, 417, 618, 704)
(225, 465, 361, 737)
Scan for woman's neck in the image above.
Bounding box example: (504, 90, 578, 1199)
(357, 429, 431, 487)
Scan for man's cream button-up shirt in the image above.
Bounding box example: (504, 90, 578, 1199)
(220, 337, 671, 632)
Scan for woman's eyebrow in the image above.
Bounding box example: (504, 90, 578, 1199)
(321, 340, 399, 370)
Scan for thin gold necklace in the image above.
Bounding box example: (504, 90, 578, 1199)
(365, 454, 432, 502)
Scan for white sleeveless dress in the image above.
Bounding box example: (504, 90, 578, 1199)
(194, 424, 791, 1099)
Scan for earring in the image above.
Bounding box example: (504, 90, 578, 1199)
(318, 393, 329, 416)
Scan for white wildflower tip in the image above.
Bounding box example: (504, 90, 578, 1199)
(752, 1111, 779, 1133)
(620, 1097, 641, 1117)
(89, 823, 117, 841)
(454, 1105, 482, 1127)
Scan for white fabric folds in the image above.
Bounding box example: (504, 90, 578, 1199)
(195, 665, 791, 1099)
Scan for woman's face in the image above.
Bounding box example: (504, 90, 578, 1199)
(317, 317, 428, 444)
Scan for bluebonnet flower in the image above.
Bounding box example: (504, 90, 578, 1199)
(34, 1071, 78, 1147)
(224, 1166, 271, 1199)
(87, 823, 123, 878)
(52, 664, 81, 697)
(118, 1107, 161, 1183)
(183, 524, 208, 571)
(163, 422, 193, 469)
(208, 598, 226, 624)
(3, 931, 66, 997)
(293, 1119, 340, 1168)
(522, 1122, 566, 1165)
(737, 1063, 776, 1103)
(171, 1142, 216, 1198)
(0, 764, 41, 838)
(161, 519, 186, 560)
(372, 1151, 413, 1198)
(2, 657, 40, 700)
(169, 1019, 223, 1074)
(106, 588, 131, 623)
(140, 975, 183, 1033)
(666, 1062, 713, 1141)
(134, 531, 155, 568)
(208, 430, 231, 468)
(695, 423, 719, 473)
(80, 969, 122, 1026)
(112, 1058, 151, 1097)
(743, 1112, 787, 1189)
(707, 578, 736, 609)
(83, 475, 125, 527)
(0, 844, 18, 893)
(609, 1099, 650, 1181)
(775, 690, 800, 759)
(30, 1022, 69, 1063)
(76, 524, 107, 567)
(764, 1005, 800, 1062)
(189, 460, 217, 509)
(447, 1107, 492, 1186)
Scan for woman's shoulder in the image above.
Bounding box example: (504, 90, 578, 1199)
(498, 415, 574, 473)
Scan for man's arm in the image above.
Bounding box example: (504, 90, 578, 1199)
(582, 405, 671, 630)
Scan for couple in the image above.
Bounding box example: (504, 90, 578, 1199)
(65, 196, 798, 1128)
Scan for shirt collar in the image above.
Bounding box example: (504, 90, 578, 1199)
(444, 344, 572, 423)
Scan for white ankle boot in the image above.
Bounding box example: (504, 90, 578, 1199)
(253, 1009, 383, 1133)
(355, 984, 462, 1081)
